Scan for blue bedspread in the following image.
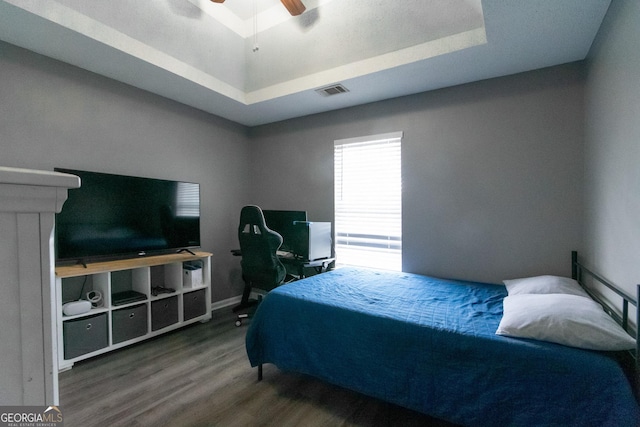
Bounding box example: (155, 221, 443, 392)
(246, 267, 639, 426)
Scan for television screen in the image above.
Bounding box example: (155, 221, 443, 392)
(55, 168, 201, 264)
(262, 210, 307, 253)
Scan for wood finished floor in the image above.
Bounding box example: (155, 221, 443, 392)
(59, 309, 459, 427)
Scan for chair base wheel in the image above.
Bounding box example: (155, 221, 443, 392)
(235, 313, 249, 327)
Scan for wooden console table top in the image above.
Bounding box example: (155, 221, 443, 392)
(55, 251, 212, 278)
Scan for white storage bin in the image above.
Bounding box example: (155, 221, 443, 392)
(183, 266, 203, 288)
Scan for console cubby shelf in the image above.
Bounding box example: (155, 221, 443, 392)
(55, 251, 212, 371)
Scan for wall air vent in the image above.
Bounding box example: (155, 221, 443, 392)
(315, 84, 350, 97)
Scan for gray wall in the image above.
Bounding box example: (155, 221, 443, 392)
(2, 37, 588, 294)
(0, 41, 250, 302)
(249, 64, 585, 284)
(584, 0, 640, 298)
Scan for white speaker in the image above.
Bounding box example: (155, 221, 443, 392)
(63, 300, 92, 316)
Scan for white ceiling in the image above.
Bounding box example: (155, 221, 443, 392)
(0, 0, 611, 126)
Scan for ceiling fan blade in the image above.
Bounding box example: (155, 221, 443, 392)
(281, 0, 306, 16)
(210, 0, 305, 16)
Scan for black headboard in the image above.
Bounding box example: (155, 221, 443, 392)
(571, 251, 639, 398)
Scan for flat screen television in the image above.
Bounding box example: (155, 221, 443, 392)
(262, 210, 307, 253)
(55, 168, 201, 264)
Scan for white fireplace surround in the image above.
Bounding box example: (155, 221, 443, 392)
(0, 166, 80, 405)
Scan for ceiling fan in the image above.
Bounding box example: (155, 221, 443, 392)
(210, 0, 306, 16)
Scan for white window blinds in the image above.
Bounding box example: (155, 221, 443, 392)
(334, 131, 402, 271)
(176, 182, 200, 217)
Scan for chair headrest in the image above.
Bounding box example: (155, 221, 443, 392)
(239, 205, 266, 227)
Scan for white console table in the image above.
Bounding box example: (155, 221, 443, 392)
(55, 251, 212, 371)
(0, 167, 80, 405)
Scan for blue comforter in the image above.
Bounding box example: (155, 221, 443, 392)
(246, 267, 639, 426)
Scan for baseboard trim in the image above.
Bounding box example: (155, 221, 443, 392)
(212, 290, 267, 313)
(211, 296, 241, 312)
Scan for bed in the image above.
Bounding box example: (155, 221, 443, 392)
(245, 252, 639, 426)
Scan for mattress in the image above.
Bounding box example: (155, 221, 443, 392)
(246, 267, 639, 426)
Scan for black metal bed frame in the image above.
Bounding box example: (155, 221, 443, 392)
(571, 250, 639, 397)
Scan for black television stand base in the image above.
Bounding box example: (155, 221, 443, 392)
(177, 248, 196, 256)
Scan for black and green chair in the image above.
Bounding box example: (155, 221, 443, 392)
(233, 205, 287, 326)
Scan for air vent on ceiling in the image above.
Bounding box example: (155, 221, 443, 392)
(315, 84, 350, 97)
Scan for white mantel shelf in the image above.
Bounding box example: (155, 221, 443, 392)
(0, 166, 80, 213)
(0, 166, 80, 406)
(0, 166, 80, 187)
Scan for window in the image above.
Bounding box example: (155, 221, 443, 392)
(334, 131, 402, 271)
(175, 182, 200, 217)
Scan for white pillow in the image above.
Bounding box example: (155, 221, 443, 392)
(503, 275, 590, 298)
(496, 293, 636, 351)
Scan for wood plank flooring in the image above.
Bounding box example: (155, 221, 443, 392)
(59, 309, 458, 426)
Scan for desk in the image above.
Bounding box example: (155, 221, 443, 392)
(280, 256, 335, 279)
(230, 249, 334, 280)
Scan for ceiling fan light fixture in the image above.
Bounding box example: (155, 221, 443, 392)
(281, 0, 306, 16)
(210, 0, 225, 3)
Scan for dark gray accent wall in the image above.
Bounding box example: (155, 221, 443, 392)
(249, 64, 585, 284)
(0, 41, 250, 302)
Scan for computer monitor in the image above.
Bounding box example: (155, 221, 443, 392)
(262, 210, 307, 253)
